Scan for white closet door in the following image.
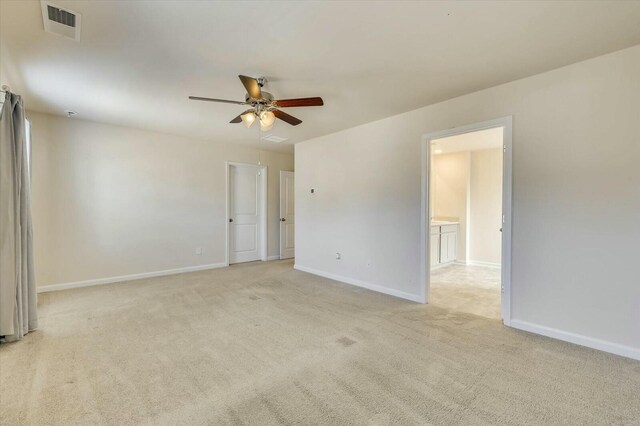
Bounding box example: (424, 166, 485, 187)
(229, 165, 262, 264)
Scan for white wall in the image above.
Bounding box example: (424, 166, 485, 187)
(295, 45, 640, 357)
(469, 148, 502, 265)
(432, 151, 469, 261)
(0, 51, 14, 89)
(0, 56, 12, 106)
(29, 112, 293, 287)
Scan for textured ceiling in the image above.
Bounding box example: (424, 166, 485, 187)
(2, 1, 640, 153)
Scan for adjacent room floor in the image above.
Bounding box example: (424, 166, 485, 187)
(1, 260, 639, 425)
(430, 264, 502, 320)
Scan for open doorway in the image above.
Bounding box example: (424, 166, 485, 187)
(421, 117, 512, 324)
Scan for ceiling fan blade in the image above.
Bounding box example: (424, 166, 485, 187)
(230, 109, 254, 124)
(273, 109, 302, 126)
(274, 97, 324, 108)
(189, 96, 246, 105)
(239, 75, 262, 99)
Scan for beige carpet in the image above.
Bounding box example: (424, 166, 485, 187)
(1, 260, 639, 425)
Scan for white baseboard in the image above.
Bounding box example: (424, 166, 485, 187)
(294, 264, 424, 303)
(510, 319, 640, 361)
(37, 262, 228, 293)
(430, 262, 450, 271)
(461, 260, 502, 269)
(265, 255, 281, 261)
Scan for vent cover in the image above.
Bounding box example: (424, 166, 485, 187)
(261, 134, 289, 143)
(47, 5, 76, 27)
(41, 1, 81, 41)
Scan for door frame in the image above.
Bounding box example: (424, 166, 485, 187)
(420, 116, 513, 325)
(225, 161, 268, 266)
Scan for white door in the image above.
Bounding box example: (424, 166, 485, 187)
(279, 171, 295, 259)
(229, 165, 263, 264)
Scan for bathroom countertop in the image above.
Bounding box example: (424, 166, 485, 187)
(431, 221, 459, 226)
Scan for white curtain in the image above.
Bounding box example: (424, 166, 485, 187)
(0, 91, 37, 341)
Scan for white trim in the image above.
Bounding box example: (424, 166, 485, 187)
(421, 116, 513, 325)
(462, 260, 502, 269)
(225, 162, 268, 265)
(279, 170, 296, 260)
(266, 255, 281, 261)
(510, 319, 640, 361)
(501, 117, 513, 326)
(37, 262, 227, 293)
(294, 264, 423, 303)
(420, 140, 428, 303)
(432, 260, 496, 271)
(430, 262, 451, 271)
(260, 167, 268, 261)
(465, 151, 471, 262)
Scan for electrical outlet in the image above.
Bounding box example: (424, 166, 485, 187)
(195, 247, 203, 255)
(335, 252, 341, 260)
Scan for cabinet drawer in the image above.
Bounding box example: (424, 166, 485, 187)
(430, 226, 440, 235)
(441, 224, 458, 233)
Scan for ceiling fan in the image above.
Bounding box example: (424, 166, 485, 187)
(189, 75, 324, 131)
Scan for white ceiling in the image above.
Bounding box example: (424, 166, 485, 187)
(432, 127, 503, 155)
(2, 1, 640, 153)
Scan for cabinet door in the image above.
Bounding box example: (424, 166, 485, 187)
(439, 233, 449, 263)
(440, 232, 457, 263)
(445, 232, 457, 262)
(430, 234, 440, 266)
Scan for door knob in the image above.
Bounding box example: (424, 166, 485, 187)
(281, 218, 286, 222)
(229, 218, 233, 223)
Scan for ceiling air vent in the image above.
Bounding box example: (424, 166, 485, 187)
(41, 1, 81, 41)
(261, 135, 289, 143)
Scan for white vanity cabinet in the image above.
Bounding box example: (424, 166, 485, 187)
(430, 223, 458, 268)
(430, 226, 441, 267)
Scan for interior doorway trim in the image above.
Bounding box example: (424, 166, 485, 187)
(225, 161, 268, 266)
(420, 116, 513, 325)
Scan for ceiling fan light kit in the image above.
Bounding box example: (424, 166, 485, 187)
(241, 110, 256, 128)
(189, 75, 324, 131)
(260, 110, 275, 127)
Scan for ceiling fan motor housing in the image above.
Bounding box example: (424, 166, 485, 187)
(245, 91, 274, 104)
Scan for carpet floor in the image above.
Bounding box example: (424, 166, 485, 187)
(1, 260, 639, 425)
